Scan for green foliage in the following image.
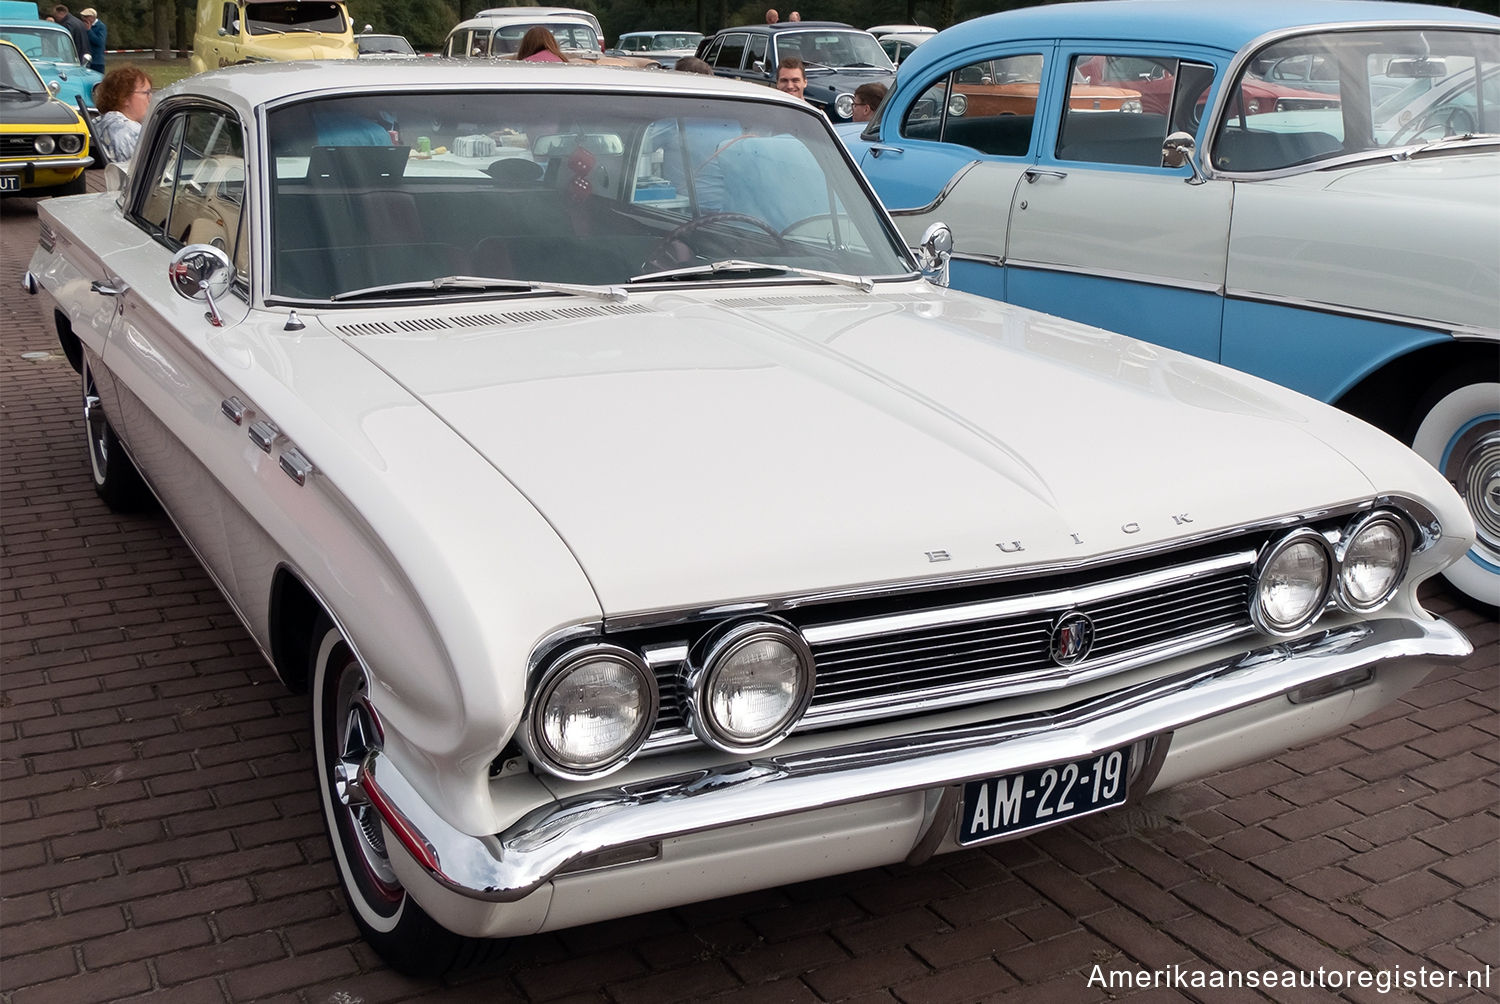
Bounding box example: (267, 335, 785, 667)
(88, 0, 1499, 55)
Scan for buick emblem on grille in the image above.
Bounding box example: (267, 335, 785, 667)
(1049, 611, 1095, 666)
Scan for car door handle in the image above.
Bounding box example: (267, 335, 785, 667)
(90, 279, 127, 296)
(1024, 169, 1068, 183)
(869, 144, 903, 158)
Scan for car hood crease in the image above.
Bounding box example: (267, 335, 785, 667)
(327, 290, 1376, 615)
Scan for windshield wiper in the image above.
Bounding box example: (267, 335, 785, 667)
(1396, 132, 1498, 160)
(0, 83, 36, 95)
(629, 259, 874, 292)
(329, 275, 628, 303)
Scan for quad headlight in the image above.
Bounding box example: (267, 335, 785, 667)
(1336, 512, 1409, 611)
(1252, 528, 1333, 634)
(58, 134, 83, 155)
(685, 620, 815, 754)
(833, 92, 855, 120)
(34, 135, 56, 154)
(526, 644, 657, 779)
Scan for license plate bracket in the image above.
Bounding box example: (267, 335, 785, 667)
(959, 746, 1131, 845)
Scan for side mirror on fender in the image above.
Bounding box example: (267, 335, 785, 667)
(918, 222, 953, 287)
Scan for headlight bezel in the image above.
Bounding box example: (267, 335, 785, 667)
(1335, 511, 1410, 612)
(524, 642, 658, 781)
(1251, 527, 1334, 635)
(683, 619, 815, 755)
(58, 133, 84, 155)
(832, 92, 855, 120)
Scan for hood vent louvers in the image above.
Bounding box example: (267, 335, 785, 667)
(335, 302, 650, 337)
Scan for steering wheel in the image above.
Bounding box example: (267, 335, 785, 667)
(1401, 105, 1477, 144)
(641, 212, 788, 271)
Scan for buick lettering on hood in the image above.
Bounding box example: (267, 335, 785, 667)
(24, 59, 1475, 977)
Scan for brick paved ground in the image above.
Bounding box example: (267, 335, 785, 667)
(2, 182, 1496, 1004)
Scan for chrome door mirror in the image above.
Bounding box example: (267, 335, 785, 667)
(1163, 131, 1205, 185)
(169, 244, 234, 327)
(918, 222, 953, 287)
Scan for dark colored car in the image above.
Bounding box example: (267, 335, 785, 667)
(695, 22, 894, 121)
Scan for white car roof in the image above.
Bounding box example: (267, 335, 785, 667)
(163, 58, 812, 114)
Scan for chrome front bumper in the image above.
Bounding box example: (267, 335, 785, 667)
(353, 616, 1470, 904)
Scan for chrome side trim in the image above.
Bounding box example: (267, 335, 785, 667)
(1224, 286, 1496, 340)
(1003, 258, 1225, 296)
(887, 160, 983, 218)
(361, 616, 1470, 903)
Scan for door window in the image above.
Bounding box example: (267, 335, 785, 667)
(900, 54, 1044, 156)
(1058, 55, 1212, 165)
(132, 108, 248, 284)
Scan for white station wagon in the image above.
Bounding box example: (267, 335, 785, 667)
(24, 60, 1474, 976)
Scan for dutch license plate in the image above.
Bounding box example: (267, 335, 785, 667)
(959, 747, 1131, 845)
(0, 175, 19, 193)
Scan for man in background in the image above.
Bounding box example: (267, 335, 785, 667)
(80, 7, 105, 73)
(852, 82, 886, 122)
(775, 56, 807, 102)
(52, 4, 88, 64)
(765, 9, 778, 24)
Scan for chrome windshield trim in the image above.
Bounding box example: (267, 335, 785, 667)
(360, 615, 1471, 903)
(801, 549, 1255, 645)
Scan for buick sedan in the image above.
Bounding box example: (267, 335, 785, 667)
(25, 59, 1475, 977)
(845, 0, 1499, 608)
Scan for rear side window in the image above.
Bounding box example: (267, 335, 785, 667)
(715, 33, 748, 70)
(901, 54, 1045, 157)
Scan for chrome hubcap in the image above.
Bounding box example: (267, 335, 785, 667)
(333, 668, 394, 882)
(1449, 424, 1500, 554)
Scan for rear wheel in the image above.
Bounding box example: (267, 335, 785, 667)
(1408, 376, 1500, 611)
(309, 618, 505, 976)
(83, 360, 149, 511)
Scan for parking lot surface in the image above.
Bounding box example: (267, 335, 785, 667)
(2, 179, 1496, 1003)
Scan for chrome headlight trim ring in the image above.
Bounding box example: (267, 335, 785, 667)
(1334, 510, 1411, 613)
(1250, 527, 1334, 636)
(522, 642, 658, 781)
(683, 619, 816, 755)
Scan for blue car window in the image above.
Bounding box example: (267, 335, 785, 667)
(901, 54, 1045, 157)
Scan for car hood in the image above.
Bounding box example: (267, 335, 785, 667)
(239, 34, 357, 60)
(331, 287, 1379, 615)
(0, 92, 80, 125)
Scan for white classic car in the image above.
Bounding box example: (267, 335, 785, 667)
(25, 60, 1475, 977)
(843, 0, 1500, 610)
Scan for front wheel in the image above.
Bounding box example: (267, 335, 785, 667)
(83, 360, 150, 511)
(310, 618, 505, 977)
(1408, 377, 1500, 610)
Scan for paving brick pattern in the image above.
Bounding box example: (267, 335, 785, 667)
(2, 184, 1497, 1003)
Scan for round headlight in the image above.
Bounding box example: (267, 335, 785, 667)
(1253, 530, 1332, 634)
(948, 92, 968, 117)
(833, 92, 855, 120)
(34, 135, 57, 155)
(1247, 98, 1262, 114)
(687, 621, 814, 753)
(1338, 514, 1408, 611)
(1121, 98, 1143, 114)
(59, 134, 83, 155)
(529, 645, 656, 778)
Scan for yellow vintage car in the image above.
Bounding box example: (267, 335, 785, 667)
(189, 0, 357, 73)
(0, 39, 89, 197)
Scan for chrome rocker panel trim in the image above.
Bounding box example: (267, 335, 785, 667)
(357, 615, 1470, 904)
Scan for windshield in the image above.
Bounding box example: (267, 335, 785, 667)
(0, 44, 46, 93)
(245, 2, 347, 35)
(1214, 27, 1499, 172)
(493, 22, 600, 54)
(0, 26, 78, 64)
(265, 91, 910, 302)
(358, 35, 414, 55)
(650, 33, 701, 51)
(775, 30, 893, 70)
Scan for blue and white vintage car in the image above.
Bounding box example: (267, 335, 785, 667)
(0, 0, 101, 110)
(24, 59, 1475, 977)
(846, 0, 1499, 608)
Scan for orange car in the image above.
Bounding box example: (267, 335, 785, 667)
(953, 58, 1143, 115)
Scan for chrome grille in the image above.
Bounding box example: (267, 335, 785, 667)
(643, 552, 1256, 749)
